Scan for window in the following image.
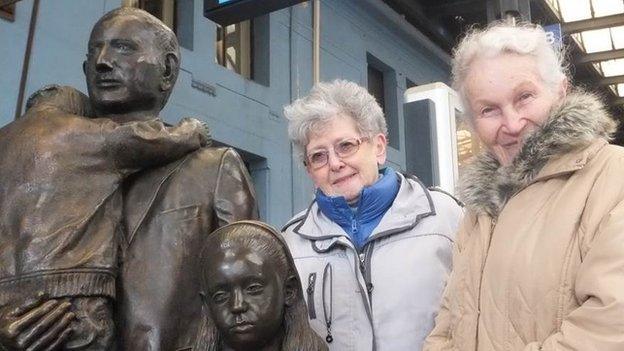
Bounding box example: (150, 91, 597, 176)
(0, 2, 15, 22)
(367, 54, 399, 149)
(215, 15, 270, 85)
(216, 21, 253, 79)
(132, 0, 194, 49)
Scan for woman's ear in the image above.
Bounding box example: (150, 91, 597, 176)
(284, 275, 299, 307)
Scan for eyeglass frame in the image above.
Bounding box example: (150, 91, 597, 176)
(303, 136, 370, 170)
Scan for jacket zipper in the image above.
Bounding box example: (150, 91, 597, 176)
(306, 272, 317, 319)
(360, 242, 375, 302)
(475, 217, 497, 350)
(322, 262, 334, 343)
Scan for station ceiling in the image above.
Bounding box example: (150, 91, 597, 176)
(383, 0, 624, 143)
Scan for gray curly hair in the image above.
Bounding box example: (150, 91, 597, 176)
(452, 21, 569, 119)
(284, 79, 387, 159)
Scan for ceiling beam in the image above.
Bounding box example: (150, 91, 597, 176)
(576, 49, 624, 64)
(425, 0, 485, 16)
(562, 13, 624, 34)
(611, 97, 624, 105)
(596, 74, 624, 86)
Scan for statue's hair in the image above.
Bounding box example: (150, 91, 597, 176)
(194, 221, 328, 351)
(451, 20, 569, 120)
(91, 7, 180, 108)
(283, 79, 387, 161)
(25, 85, 92, 117)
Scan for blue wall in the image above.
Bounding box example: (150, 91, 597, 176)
(0, 0, 450, 226)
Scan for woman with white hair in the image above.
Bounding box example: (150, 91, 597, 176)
(282, 79, 463, 350)
(424, 21, 624, 350)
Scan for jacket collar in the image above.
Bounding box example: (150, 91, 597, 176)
(292, 173, 435, 245)
(315, 167, 400, 228)
(459, 91, 616, 218)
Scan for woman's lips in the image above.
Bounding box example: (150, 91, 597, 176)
(332, 173, 356, 185)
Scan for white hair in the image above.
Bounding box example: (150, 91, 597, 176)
(452, 21, 569, 119)
(283, 79, 387, 159)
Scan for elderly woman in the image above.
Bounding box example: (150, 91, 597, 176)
(424, 22, 624, 351)
(282, 79, 463, 350)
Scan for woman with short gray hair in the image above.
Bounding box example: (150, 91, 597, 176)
(424, 21, 624, 351)
(282, 79, 463, 350)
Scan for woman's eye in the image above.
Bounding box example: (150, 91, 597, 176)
(519, 92, 534, 101)
(480, 107, 497, 117)
(337, 140, 357, 154)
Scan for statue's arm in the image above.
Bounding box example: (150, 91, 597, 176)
(103, 117, 209, 173)
(213, 148, 259, 226)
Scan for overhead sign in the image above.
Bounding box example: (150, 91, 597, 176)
(204, 0, 308, 26)
(544, 23, 563, 50)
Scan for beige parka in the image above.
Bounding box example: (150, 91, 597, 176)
(424, 91, 624, 351)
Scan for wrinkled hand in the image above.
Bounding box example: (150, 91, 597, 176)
(0, 293, 74, 351)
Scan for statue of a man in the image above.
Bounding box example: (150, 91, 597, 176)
(0, 7, 258, 351)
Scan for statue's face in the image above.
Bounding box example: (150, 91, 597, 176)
(84, 16, 165, 115)
(203, 245, 285, 351)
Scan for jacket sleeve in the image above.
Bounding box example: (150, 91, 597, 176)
(423, 216, 469, 351)
(213, 148, 259, 226)
(103, 118, 208, 173)
(524, 199, 624, 351)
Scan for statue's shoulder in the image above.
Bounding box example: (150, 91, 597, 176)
(185, 146, 244, 167)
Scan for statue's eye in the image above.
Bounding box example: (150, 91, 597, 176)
(211, 291, 229, 304)
(246, 284, 264, 295)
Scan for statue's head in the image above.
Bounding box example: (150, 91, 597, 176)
(83, 7, 180, 117)
(25, 85, 92, 117)
(196, 221, 327, 351)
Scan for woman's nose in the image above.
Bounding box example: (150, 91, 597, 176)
(326, 150, 344, 171)
(502, 109, 528, 135)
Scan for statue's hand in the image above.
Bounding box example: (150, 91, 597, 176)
(0, 293, 74, 351)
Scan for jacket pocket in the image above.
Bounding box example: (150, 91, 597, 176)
(306, 272, 317, 319)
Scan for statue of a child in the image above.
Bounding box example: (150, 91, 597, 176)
(195, 220, 328, 351)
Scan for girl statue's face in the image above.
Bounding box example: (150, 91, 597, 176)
(202, 245, 285, 351)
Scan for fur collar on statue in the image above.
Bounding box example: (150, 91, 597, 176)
(459, 90, 617, 217)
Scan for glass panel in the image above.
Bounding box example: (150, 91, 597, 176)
(215, 21, 252, 79)
(592, 62, 604, 75)
(580, 28, 612, 53)
(559, 0, 592, 21)
(617, 83, 624, 96)
(571, 32, 585, 50)
(455, 112, 479, 176)
(600, 58, 624, 76)
(592, 0, 624, 17)
(611, 26, 624, 49)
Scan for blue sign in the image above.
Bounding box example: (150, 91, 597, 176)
(544, 23, 563, 50)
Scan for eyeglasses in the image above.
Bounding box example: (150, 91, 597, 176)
(304, 137, 368, 170)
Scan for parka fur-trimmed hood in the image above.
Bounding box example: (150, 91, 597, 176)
(459, 91, 617, 217)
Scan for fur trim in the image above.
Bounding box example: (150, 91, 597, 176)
(459, 91, 617, 217)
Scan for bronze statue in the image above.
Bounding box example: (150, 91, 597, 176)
(194, 221, 327, 351)
(0, 81, 207, 350)
(0, 7, 257, 351)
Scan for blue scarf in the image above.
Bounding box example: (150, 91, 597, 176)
(315, 167, 400, 250)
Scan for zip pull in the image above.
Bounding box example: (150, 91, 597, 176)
(306, 273, 317, 319)
(351, 219, 357, 233)
(322, 262, 333, 343)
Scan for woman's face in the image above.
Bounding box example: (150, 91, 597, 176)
(464, 53, 566, 166)
(305, 115, 387, 202)
(203, 245, 285, 351)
